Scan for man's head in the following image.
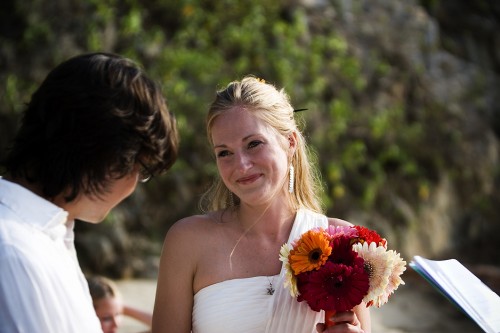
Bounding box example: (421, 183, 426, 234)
(4, 53, 179, 219)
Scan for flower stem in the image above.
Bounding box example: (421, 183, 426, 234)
(324, 309, 336, 328)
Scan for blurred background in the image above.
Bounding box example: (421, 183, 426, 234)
(1, 0, 499, 322)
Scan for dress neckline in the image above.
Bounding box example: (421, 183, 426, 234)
(194, 210, 304, 296)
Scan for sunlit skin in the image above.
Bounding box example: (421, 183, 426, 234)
(94, 296, 124, 333)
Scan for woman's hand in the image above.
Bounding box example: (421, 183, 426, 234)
(316, 311, 365, 333)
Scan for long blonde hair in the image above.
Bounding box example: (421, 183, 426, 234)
(200, 76, 323, 213)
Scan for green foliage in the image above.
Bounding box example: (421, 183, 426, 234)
(0, 0, 464, 219)
(1, 0, 497, 274)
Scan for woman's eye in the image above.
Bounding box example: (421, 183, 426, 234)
(248, 140, 263, 149)
(217, 150, 230, 158)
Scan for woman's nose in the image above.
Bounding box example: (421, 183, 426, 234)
(235, 152, 252, 171)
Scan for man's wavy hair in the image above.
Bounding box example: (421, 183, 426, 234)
(3, 52, 179, 202)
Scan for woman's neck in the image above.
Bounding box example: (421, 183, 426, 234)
(236, 201, 296, 239)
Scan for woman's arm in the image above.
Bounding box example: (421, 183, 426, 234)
(152, 218, 198, 333)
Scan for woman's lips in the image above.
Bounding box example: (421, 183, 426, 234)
(236, 174, 261, 185)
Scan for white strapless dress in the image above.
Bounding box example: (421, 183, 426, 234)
(192, 208, 328, 333)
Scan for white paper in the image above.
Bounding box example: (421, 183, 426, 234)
(410, 256, 500, 333)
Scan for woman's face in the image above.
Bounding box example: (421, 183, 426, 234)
(94, 296, 124, 333)
(211, 107, 292, 206)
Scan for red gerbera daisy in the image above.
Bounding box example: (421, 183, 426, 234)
(296, 261, 369, 312)
(328, 235, 359, 266)
(353, 225, 387, 247)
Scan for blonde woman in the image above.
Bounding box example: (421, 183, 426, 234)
(153, 76, 370, 333)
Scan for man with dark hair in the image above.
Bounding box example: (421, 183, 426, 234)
(0, 53, 179, 332)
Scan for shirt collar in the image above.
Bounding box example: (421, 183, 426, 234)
(0, 178, 69, 238)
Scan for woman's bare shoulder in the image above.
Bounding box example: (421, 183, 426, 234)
(327, 216, 353, 228)
(160, 213, 220, 267)
(171, 213, 216, 228)
(165, 213, 218, 240)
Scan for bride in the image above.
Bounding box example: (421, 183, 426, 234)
(152, 76, 370, 333)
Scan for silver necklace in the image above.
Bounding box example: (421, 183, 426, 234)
(266, 276, 275, 295)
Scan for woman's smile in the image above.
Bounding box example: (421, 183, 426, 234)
(236, 173, 262, 185)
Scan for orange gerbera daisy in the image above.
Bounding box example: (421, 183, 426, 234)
(289, 229, 331, 275)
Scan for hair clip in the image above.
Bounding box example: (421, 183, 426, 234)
(256, 77, 266, 83)
(293, 108, 308, 113)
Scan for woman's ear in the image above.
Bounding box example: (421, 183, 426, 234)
(288, 132, 298, 157)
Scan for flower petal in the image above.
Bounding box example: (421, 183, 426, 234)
(289, 229, 332, 275)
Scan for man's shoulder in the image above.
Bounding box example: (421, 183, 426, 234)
(0, 218, 45, 264)
(0, 210, 33, 244)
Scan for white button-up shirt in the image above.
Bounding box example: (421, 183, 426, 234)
(0, 178, 103, 333)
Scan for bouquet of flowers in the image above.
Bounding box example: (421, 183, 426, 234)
(279, 225, 406, 327)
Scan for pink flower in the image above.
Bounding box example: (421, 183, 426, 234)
(325, 225, 358, 239)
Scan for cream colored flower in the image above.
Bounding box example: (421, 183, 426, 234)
(279, 243, 299, 297)
(352, 242, 393, 306)
(372, 250, 407, 307)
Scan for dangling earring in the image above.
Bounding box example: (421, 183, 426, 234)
(289, 165, 295, 193)
(229, 192, 234, 206)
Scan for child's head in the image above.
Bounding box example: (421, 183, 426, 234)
(87, 276, 124, 333)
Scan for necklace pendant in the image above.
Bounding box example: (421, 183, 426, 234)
(267, 283, 275, 295)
